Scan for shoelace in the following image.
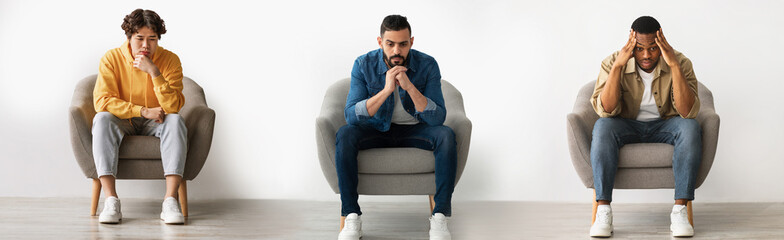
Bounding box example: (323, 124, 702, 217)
(164, 200, 181, 213)
(596, 210, 611, 224)
(672, 208, 689, 224)
(105, 200, 118, 212)
(344, 219, 360, 231)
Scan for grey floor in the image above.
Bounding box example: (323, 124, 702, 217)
(1, 198, 783, 239)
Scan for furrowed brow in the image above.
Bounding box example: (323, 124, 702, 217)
(385, 40, 408, 44)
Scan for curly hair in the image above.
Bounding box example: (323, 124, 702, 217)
(121, 9, 167, 39)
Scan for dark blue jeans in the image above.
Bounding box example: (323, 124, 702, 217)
(591, 117, 702, 202)
(335, 123, 457, 217)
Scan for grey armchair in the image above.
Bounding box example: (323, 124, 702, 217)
(567, 80, 720, 225)
(69, 74, 216, 217)
(316, 78, 472, 217)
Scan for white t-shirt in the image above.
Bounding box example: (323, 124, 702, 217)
(391, 87, 419, 125)
(636, 66, 661, 122)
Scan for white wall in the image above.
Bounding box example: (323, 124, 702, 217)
(1, 0, 782, 203)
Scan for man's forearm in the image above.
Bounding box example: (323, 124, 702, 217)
(670, 65, 694, 115)
(407, 87, 428, 112)
(600, 65, 624, 113)
(365, 88, 393, 117)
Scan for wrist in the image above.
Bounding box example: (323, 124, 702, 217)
(149, 68, 161, 78)
(382, 86, 395, 95)
(610, 64, 625, 73)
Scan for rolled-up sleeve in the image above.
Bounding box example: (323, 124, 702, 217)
(421, 97, 438, 112)
(354, 99, 370, 118)
(672, 58, 700, 119)
(413, 61, 446, 126)
(591, 55, 622, 118)
(344, 58, 385, 128)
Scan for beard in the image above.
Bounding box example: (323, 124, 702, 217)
(383, 52, 408, 67)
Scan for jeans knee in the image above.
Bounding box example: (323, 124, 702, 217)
(93, 112, 115, 124)
(164, 114, 187, 131)
(673, 118, 701, 141)
(592, 118, 621, 140)
(92, 112, 118, 132)
(432, 126, 456, 144)
(336, 125, 363, 147)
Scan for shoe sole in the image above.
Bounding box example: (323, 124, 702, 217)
(589, 230, 613, 238)
(337, 236, 361, 240)
(589, 234, 612, 238)
(672, 231, 694, 237)
(337, 231, 362, 240)
(99, 214, 122, 224)
(161, 212, 185, 225)
(671, 226, 694, 237)
(98, 218, 121, 224)
(161, 217, 185, 225)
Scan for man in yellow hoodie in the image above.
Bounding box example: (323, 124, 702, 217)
(92, 9, 186, 224)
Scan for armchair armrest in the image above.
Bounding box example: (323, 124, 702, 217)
(180, 105, 215, 180)
(69, 75, 99, 178)
(695, 110, 720, 188)
(444, 113, 472, 182)
(316, 111, 344, 192)
(567, 112, 595, 188)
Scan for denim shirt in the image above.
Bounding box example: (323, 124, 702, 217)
(344, 49, 446, 132)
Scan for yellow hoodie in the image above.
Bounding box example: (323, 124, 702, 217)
(93, 41, 185, 119)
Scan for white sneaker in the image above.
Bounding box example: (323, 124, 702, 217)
(429, 213, 451, 240)
(671, 205, 694, 237)
(160, 197, 185, 224)
(98, 196, 122, 224)
(338, 213, 362, 240)
(590, 205, 613, 237)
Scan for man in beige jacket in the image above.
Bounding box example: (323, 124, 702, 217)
(588, 16, 701, 238)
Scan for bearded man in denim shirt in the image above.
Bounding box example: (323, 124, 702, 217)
(336, 15, 456, 240)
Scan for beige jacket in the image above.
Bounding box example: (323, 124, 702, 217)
(590, 50, 700, 119)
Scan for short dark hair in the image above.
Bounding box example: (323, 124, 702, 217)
(380, 15, 411, 37)
(631, 16, 661, 34)
(121, 9, 167, 39)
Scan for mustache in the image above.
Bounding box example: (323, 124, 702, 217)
(389, 54, 404, 60)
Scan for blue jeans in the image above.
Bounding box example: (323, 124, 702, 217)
(591, 117, 701, 202)
(335, 123, 457, 217)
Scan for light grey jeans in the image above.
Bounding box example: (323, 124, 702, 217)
(92, 112, 187, 177)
